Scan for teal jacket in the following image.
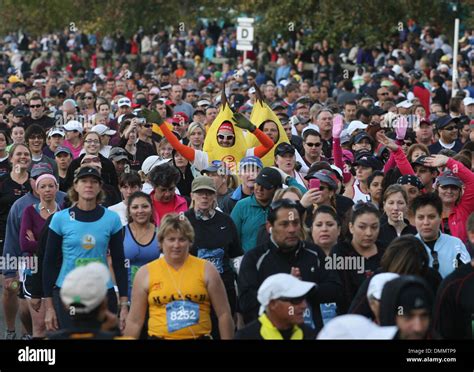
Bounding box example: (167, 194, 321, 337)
(231, 195, 270, 253)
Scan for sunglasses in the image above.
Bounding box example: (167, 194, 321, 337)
(270, 199, 299, 211)
(443, 126, 458, 131)
(305, 142, 321, 148)
(319, 185, 330, 191)
(278, 296, 306, 305)
(218, 134, 234, 141)
(84, 140, 100, 145)
(403, 141, 413, 146)
(29, 104, 42, 108)
(141, 124, 152, 128)
(378, 92, 389, 96)
(29, 135, 43, 140)
(84, 96, 94, 100)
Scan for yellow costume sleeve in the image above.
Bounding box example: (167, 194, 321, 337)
(152, 120, 173, 137)
(247, 99, 290, 167)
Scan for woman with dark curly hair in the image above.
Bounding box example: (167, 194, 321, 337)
(148, 162, 188, 226)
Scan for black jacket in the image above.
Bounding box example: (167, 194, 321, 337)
(331, 241, 386, 313)
(291, 135, 304, 157)
(64, 153, 119, 193)
(304, 194, 353, 229)
(348, 267, 442, 319)
(238, 240, 342, 331)
(185, 209, 243, 289)
(119, 137, 157, 167)
(23, 115, 56, 131)
(433, 262, 474, 339)
(377, 215, 417, 248)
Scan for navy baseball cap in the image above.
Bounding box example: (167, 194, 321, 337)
(74, 166, 103, 183)
(436, 171, 463, 188)
(54, 146, 72, 157)
(240, 156, 263, 170)
(353, 132, 374, 144)
(354, 154, 383, 171)
(30, 163, 54, 179)
(436, 115, 460, 130)
(411, 155, 437, 172)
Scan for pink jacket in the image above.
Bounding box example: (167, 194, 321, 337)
(332, 137, 352, 184)
(444, 158, 474, 243)
(150, 192, 188, 226)
(391, 147, 474, 243)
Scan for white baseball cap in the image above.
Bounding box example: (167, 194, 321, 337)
(91, 124, 116, 136)
(249, 87, 256, 94)
(391, 65, 402, 76)
(367, 273, 400, 301)
(396, 100, 413, 109)
(48, 127, 66, 138)
(60, 262, 110, 314)
(63, 98, 78, 108)
(257, 273, 315, 316)
(317, 314, 398, 340)
(197, 100, 211, 107)
(141, 156, 171, 175)
(118, 97, 132, 107)
(346, 120, 368, 136)
(63, 120, 83, 134)
(463, 97, 474, 106)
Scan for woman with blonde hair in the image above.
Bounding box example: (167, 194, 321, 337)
(125, 213, 234, 339)
(187, 122, 206, 151)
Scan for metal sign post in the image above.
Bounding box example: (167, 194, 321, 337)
(452, 18, 460, 96)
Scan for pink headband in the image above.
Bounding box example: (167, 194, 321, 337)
(35, 174, 58, 188)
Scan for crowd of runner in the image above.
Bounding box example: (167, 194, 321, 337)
(0, 21, 472, 340)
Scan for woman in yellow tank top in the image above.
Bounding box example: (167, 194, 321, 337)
(124, 213, 234, 339)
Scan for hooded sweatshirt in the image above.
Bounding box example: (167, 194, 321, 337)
(379, 275, 438, 339)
